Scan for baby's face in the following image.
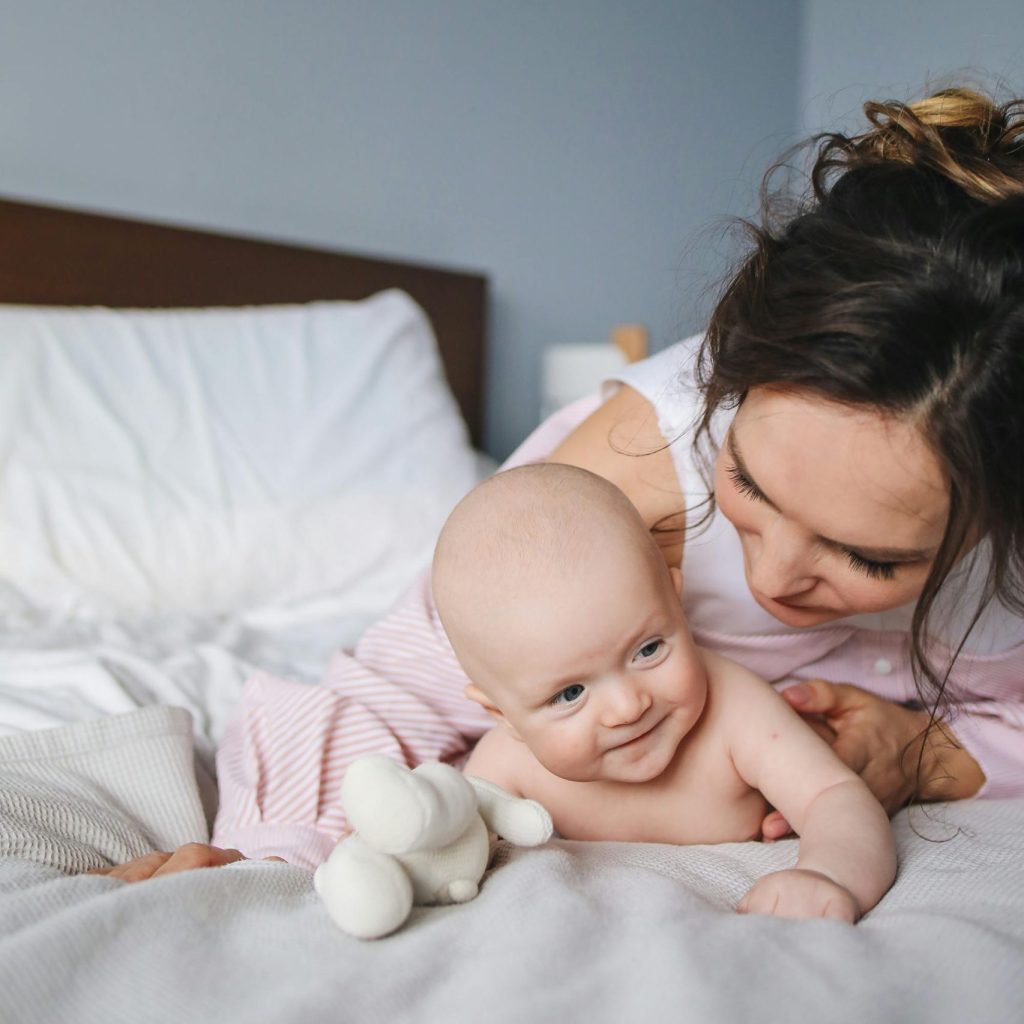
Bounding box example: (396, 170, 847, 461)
(460, 554, 708, 785)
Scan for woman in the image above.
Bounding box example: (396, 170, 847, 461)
(100, 86, 1024, 879)
(551, 85, 1024, 833)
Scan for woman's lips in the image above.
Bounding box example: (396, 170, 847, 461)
(756, 589, 826, 614)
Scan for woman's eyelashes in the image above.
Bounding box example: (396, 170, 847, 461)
(727, 461, 900, 581)
(727, 463, 763, 502)
(845, 550, 898, 581)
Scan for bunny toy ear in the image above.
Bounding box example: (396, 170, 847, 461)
(467, 776, 554, 847)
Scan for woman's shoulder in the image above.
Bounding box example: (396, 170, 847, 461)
(546, 382, 685, 540)
(504, 335, 707, 570)
(604, 334, 705, 436)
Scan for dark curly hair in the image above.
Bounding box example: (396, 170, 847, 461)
(694, 87, 1024, 795)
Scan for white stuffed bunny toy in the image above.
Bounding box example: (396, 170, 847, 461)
(314, 755, 553, 939)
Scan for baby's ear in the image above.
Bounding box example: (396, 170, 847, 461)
(465, 683, 502, 720)
(464, 684, 523, 741)
(669, 566, 683, 598)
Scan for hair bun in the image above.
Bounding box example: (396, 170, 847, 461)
(816, 88, 1024, 204)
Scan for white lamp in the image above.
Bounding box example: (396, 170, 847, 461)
(541, 324, 648, 420)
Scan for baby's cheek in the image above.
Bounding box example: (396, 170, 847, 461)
(535, 726, 598, 780)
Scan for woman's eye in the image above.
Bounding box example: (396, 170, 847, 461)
(551, 683, 585, 706)
(846, 550, 898, 581)
(635, 640, 664, 662)
(727, 464, 765, 503)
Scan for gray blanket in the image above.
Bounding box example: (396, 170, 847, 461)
(1, 707, 1022, 1024)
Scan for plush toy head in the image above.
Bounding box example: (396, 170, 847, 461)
(314, 755, 553, 939)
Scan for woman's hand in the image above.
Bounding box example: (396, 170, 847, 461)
(760, 680, 987, 841)
(86, 843, 286, 882)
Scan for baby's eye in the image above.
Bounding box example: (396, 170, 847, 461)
(634, 640, 664, 662)
(551, 684, 585, 706)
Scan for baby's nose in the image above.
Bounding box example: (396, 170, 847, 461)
(600, 679, 651, 727)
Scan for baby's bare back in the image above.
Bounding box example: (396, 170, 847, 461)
(469, 657, 770, 845)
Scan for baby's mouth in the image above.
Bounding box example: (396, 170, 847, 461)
(612, 717, 660, 750)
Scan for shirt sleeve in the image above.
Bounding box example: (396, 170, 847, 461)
(949, 700, 1024, 800)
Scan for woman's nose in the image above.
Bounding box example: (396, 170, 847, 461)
(746, 520, 816, 598)
(600, 678, 651, 727)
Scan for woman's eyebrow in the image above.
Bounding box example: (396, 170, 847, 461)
(726, 429, 935, 562)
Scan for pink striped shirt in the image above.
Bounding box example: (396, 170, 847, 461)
(213, 343, 1024, 868)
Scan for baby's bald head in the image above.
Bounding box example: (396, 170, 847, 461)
(432, 463, 664, 684)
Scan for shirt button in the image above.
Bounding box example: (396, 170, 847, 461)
(873, 658, 893, 675)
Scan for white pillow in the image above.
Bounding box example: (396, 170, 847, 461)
(0, 290, 481, 618)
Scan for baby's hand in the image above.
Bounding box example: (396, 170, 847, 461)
(86, 843, 286, 882)
(737, 868, 859, 923)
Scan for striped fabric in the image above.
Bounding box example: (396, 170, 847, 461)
(213, 569, 490, 868)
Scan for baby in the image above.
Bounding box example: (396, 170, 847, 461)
(432, 463, 897, 922)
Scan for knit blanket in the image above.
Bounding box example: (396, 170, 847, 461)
(1, 706, 1022, 1024)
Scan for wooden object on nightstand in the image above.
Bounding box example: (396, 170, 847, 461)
(612, 323, 648, 363)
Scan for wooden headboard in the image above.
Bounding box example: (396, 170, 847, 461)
(0, 197, 488, 445)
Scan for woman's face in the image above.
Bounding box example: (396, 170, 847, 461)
(714, 387, 951, 627)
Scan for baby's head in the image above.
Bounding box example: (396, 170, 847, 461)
(433, 463, 708, 784)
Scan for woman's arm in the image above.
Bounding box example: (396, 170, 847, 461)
(781, 681, 988, 809)
(760, 682, 1008, 841)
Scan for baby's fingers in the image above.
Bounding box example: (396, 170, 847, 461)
(760, 810, 794, 842)
(92, 851, 175, 882)
(818, 894, 859, 922)
(87, 845, 283, 883)
(736, 884, 780, 916)
(150, 843, 246, 878)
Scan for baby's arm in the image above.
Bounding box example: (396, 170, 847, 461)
(719, 657, 897, 922)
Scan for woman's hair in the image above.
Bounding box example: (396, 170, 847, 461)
(695, 86, 1024, 788)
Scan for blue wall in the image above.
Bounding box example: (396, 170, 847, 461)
(5, 2, 1019, 457)
(800, 0, 1024, 135)
(0, 1, 801, 458)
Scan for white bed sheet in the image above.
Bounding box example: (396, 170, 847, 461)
(1, 700, 1022, 1024)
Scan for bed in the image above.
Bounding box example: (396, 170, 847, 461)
(0, 196, 1021, 1024)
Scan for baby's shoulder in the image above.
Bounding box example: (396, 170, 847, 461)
(700, 646, 773, 696)
(463, 725, 531, 797)
(698, 646, 786, 726)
